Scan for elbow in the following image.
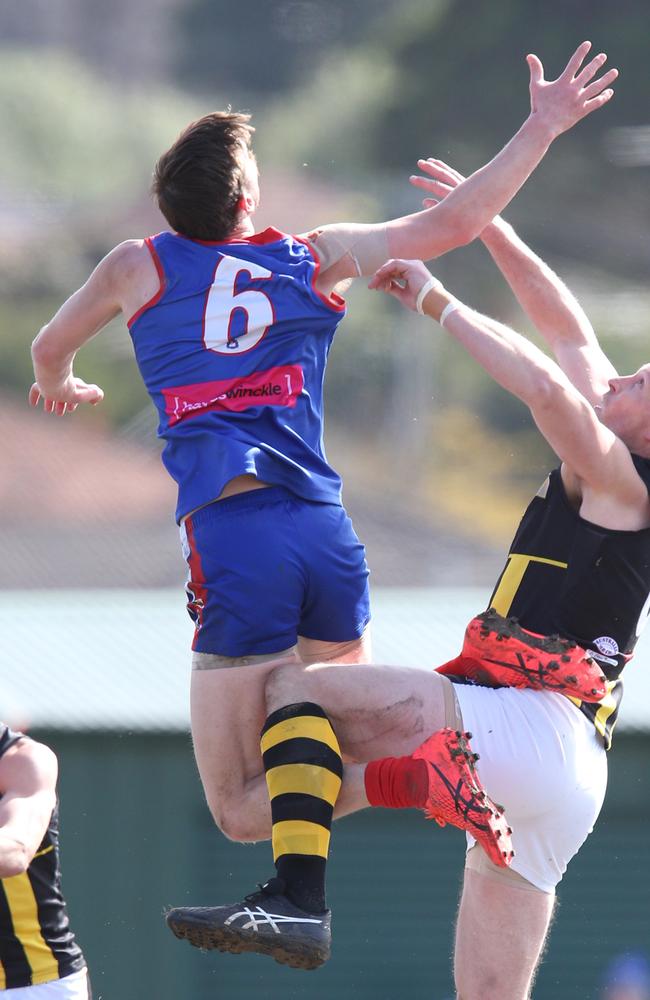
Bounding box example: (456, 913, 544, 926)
(529, 369, 563, 411)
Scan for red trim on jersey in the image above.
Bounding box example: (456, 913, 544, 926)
(162, 364, 304, 425)
(294, 235, 346, 313)
(184, 516, 208, 648)
(176, 227, 285, 248)
(126, 237, 166, 327)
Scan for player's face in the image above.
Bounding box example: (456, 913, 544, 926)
(598, 364, 650, 443)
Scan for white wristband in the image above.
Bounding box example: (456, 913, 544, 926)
(415, 277, 438, 316)
(439, 300, 459, 328)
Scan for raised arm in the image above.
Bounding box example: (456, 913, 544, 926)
(0, 738, 58, 878)
(410, 158, 618, 404)
(313, 42, 616, 292)
(368, 259, 647, 523)
(30, 239, 159, 415)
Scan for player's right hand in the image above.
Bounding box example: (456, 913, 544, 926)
(527, 41, 618, 138)
(29, 377, 104, 416)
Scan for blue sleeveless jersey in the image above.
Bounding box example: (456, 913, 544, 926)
(128, 228, 346, 521)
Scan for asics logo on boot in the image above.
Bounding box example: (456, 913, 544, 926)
(224, 907, 323, 933)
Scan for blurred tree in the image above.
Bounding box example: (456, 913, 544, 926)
(173, 0, 396, 99)
(368, 0, 650, 162)
(0, 0, 181, 83)
(0, 50, 196, 204)
(6, 1, 650, 544)
(0, 50, 198, 427)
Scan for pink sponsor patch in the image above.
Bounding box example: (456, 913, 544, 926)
(162, 364, 304, 425)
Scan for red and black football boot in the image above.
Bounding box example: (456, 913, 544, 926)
(441, 609, 608, 702)
(412, 727, 514, 868)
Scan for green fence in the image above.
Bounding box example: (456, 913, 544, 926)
(35, 729, 649, 1000)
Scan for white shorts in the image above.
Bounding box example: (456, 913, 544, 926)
(453, 685, 607, 893)
(1, 969, 90, 998)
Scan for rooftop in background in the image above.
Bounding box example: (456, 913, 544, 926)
(0, 397, 501, 588)
(2, 587, 649, 733)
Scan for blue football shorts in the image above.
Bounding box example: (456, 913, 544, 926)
(179, 486, 370, 657)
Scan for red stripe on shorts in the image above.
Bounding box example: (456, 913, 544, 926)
(184, 515, 209, 650)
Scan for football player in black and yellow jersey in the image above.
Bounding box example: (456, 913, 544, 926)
(203, 145, 648, 996)
(0, 726, 89, 997)
(359, 183, 650, 996)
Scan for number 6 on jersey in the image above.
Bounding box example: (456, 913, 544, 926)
(204, 255, 274, 354)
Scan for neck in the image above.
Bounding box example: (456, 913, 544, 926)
(618, 434, 650, 460)
(229, 214, 256, 239)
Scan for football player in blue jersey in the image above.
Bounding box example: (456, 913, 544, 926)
(29, 43, 616, 974)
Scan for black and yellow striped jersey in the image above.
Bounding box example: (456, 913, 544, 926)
(0, 726, 85, 990)
(489, 458, 650, 749)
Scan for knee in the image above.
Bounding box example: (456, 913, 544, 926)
(205, 795, 269, 844)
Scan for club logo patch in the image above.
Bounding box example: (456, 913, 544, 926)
(592, 636, 619, 658)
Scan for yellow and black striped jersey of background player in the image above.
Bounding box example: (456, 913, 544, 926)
(489, 455, 650, 750)
(0, 724, 87, 992)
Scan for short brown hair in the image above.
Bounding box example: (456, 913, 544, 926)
(152, 112, 254, 241)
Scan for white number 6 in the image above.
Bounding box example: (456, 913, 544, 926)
(203, 255, 274, 355)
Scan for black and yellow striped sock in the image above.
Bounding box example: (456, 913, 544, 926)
(261, 701, 342, 914)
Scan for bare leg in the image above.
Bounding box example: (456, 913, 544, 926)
(264, 660, 452, 816)
(454, 865, 555, 1000)
(265, 660, 449, 760)
(190, 653, 296, 843)
(190, 629, 373, 843)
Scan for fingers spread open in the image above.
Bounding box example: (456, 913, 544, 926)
(561, 40, 592, 80)
(582, 67, 618, 100)
(575, 51, 607, 86)
(583, 89, 615, 113)
(526, 53, 544, 84)
(409, 176, 451, 198)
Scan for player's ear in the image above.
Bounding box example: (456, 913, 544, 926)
(239, 191, 257, 215)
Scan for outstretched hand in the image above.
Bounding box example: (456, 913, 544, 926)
(409, 45, 617, 217)
(527, 40, 617, 137)
(29, 377, 104, 416)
